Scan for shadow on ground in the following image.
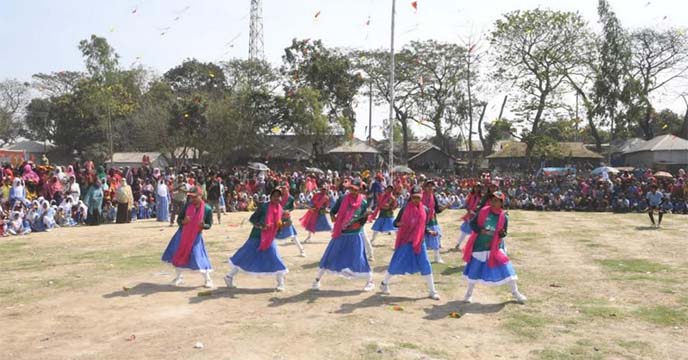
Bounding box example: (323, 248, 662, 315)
(423, 300, 517, 320)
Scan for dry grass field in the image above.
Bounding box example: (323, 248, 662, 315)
(1, 209, 687, 359)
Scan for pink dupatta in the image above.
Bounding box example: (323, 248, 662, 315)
(331, 193, 362, 239)
(395, 201, 427, 254)
(462, 205, 509, 268)
(368, 191, 394, 222)
(172, 201, 206, 266)
(259, 202, 283, 251)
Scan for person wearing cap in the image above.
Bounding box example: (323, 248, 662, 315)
(368, 185, 398, 256)
(456, 184, 483, 250)
(462, 191, 526, 304)
(225, 189, 289, 291)
(313, 179, 375, 292)
(161, 186, 214, 288)
(299, 184, 333, 244)
(422, 180, 447, 263)
(645, 184, 665, 228)
(169, 175, 188, 227)
(380, 185, 440, 300)
(274, 184, 306, 257)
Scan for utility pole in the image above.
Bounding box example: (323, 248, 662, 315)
(388, 0, 396, 172)
(368, 81, 373, 144)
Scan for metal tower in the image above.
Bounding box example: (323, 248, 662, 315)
(249, 0, 264, 60)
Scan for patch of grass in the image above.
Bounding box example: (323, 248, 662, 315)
(616, 340, 653, 356)
(597, 259, 671, 273)
(503, 311, 548, 339)
(633, 305, 688, 326)
(509, 231, 539, 240)
(534, 348, 604, 360)
(398, 342, 419, 350)
(0, 240, 29, 256)
(577, 301, 626, 320)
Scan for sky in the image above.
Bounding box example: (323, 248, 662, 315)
(1, 0, 686, 140)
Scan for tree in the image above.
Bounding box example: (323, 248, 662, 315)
(491, 9, 590, 156)
(78, 35, 120, 83)
(594, 0, 631, 138)
(484, 118, 515, 155)
(282, 39, 364, 137)
(625, 28, 688, 139)
(353, 48, 421, 162)
(408, 40, 468, 155)
(31, 71, 84, 97)
(164, 59, 226, 96)
(0, 79, 30, 146)
(23, 98, 56, 142)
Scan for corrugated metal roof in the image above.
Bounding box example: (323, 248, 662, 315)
(487, 142, 603, 159)
(327, 139, 380, 154)
(623, 135, 688, 154)
(112, 152, 163, 163)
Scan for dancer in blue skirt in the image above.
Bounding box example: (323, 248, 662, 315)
(275, 184, 306, 257)
(161, 186, 214, 288)
(313, 179, 375, 292)
(225, 189, 289, 291)
(380, 186, 440, 300)
(422, 180, 447, 263)
(462, 191, 526, 303)
(367, 185, 398, 261)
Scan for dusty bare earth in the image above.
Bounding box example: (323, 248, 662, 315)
(1, 209, 687, 360)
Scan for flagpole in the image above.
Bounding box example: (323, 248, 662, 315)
(388, 0, 396, 175)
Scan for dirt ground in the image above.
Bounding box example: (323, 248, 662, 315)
(1, 209, 687, 360)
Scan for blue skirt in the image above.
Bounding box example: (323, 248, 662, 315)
(138, 206, 148, 220)
(319, 232, 371, 278)
(276, 224, 297, 239)
(229, 237, 288, 275)
(424, 224, 442, 250)
(460, 220, 472, 234)
(463, 253, 517, 285)
(161, 228, 213, 271)
(156, 195, 169, 222)
(371, 217, 397, 232)
(388, 242, 432, 276)
(313, 215, 333, 232)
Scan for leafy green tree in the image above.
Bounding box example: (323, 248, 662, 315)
(491, 9, 590, 156)
(282, 39, 364, 137)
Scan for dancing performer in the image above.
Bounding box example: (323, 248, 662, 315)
(300, 184, 333, 243)
(225, 189, 289, 291)
(312, 179, 374, 292)
(368, 185, 398, 257)
(380, 186, 440, 300)
(161, 187, 214, 288)
(456, 184, 482, 250)
(646, 184, 665, 228)
(422, 180, 446, 263)
(275, 184, 306, 257)
(462, 191, 526, 303)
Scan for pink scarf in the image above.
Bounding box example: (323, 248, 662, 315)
(462, 205, 509, 268)
(331, 193, 363, 239)
(172, 201, 206, 266)
(259, 202, 283, 251)
(395, 201, 427, 254)
(299, 192, 328, 231)
(422, 191, 436, 220)
(368, 191, 395, 222)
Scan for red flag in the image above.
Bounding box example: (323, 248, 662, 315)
(411, 1, 418, 11)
